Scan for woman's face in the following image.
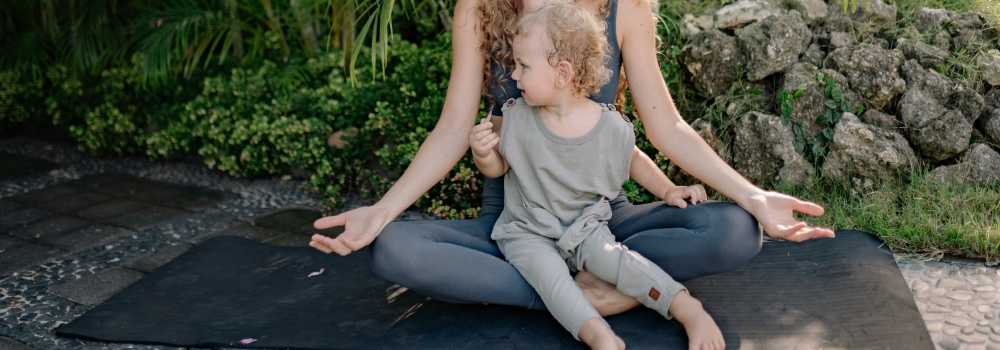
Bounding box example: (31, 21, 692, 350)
(511, 29, 558, 106)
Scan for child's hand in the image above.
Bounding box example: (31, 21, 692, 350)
(663, 184, 707, 208)
(469, 117, 499, 159)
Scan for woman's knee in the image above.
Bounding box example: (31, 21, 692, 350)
(369, 222, 424, 282)
(702, 202, 762, 268)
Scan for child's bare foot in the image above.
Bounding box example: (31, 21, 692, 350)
(668, 290, 725, 350)
(576, 271, 641, 316)
(578, 318, 626, 350)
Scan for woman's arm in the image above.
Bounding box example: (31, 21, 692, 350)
(616, 0, 833, 241)
(311, 0, 486, 255)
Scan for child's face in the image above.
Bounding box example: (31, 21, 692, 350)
(511, 29, 559, 106)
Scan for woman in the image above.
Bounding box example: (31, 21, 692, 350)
(310, 0, 834, 317)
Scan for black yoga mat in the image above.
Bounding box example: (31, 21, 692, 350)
(57, 230, 932, 349)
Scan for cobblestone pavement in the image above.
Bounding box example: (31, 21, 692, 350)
(0, 136, 997, 350)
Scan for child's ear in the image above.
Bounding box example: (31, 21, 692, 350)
(555, 60, 574, 88)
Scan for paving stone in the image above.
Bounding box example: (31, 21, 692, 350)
(939, 336, 961, 349)
(162, 186, 228, 210)
(927, 322, 944, 332)
(992, 325, 1000, 334)
(938, 278, 967, 288)
(980, 305, 992, 313)
(989, 344, 1000, 350)
(964, 305, 977, 312)
(48, 267, 144, 305)
(974, 274, 996, 284)
(0, 151, 59, 181)
(986, 313, 996, 320)
(128, 183, 188, 204)
(916, 301, 927, 310)
(972, 312, 986, 320)
(89, 178, 164, 197)
(37, 224, 134, 253)
(965, 326, 977, 334)
(0, 199, 25, 215)
(953, 311, 967, 317)
(252, 207, 324, 232)
(959, 332, 988, 343)
(974, 286, 997, 292)
(978, 326, 992, 334)
(926, 314, 943, 321)
(992, 333, 1000, 342)
(103, 205, 188, 230)
(944, 327, 959, 335)
(949, 318, 972, 327)
(0, 244, 62, 276)
(930, 305, 953, 313)
(933, 297, 953, 306)
(949, 270, 964, 277)
(981, 320, 991, 326)
(0, 336, 33, 350)
(0, 235, 29, 251)
(124, 244, 192, 273)
(932, 288, 947, 295)
(7, 216, 91, 242)
(968, 345, 986, 350)
(66, 172, 141, 189)
(264, 234, 312, 247)
(956, 289, 976, 295)
(982, 292, 996, 299)
(8, 184, 83, 206)
(76, 199, 150, 222)
(951, 293, 974, 301)
(36, 192, 113, 215)
(915, 292, 931, 299)
(0, 208, 57, 233)
(188, 223, 286, 245)
(971, 300, 990, 306)
(953, 301, 967, 307)
(912, 279, 930, 291)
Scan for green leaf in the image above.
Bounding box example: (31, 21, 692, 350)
(823, 127, 834, 140)
(832, 87, 843, 103)
(817, 72, 825, 83)
(855, 105, 865, 115)
(794, 137, 806, 154)
(840, 101, 851, 113)
(825, 100, 838, 109)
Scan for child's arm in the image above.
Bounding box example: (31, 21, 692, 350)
(470, 117, 509, 178)
(628, 147, 706, 208)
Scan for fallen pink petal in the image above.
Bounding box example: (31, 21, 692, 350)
(307, 268, 325, 278)
(237, 338, 257, 347)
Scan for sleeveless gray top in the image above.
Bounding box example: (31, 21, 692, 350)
(491, 97, 635, 252)
(485, 0, 622, 116)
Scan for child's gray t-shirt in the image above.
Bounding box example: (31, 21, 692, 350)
(491, 97, 636, 252)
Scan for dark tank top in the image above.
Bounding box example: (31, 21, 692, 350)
(484, 0, 622, 116)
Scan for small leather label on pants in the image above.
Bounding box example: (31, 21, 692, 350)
(648, 287, 660, 301)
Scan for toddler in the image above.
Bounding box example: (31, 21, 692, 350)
(468, 3, 725, 350)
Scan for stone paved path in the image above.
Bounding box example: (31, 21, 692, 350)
(0, 136, 997, 349)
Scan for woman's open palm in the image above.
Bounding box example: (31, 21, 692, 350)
(310, 206, 392, 256)
(745, 191, 835, 242)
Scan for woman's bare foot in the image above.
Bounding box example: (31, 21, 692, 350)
(668, 290, 725, 350)
(578, 318, 626, 350)
(576, 271, 641, 316)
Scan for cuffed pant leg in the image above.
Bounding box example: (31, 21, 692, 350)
(572, 226, 685, 320)
(498, 235, 604, 340)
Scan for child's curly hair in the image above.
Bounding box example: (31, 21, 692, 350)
(513, 2, 611, 98)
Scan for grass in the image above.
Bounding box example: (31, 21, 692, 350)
(653, 0, 1000, 261)
(777, 174, 1000, 261)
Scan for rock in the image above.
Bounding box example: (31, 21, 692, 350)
(714, 0, 786, 30)
(717, 81, 770, 118)
(929, 143, 1000, 186)
(800, 43, 826, 67)
(822, 113, 918, 184)
(780, 63, 860, 136)
(978, 91, 1000, 143)
(978, 49, 1000, 86)
(823, 0, 896, 28)
(785, 0, 828, 26)
(823, 44, 906, 109)
(859, 109, 897, 129)
(681, 30, 746, 97)
(899, 60, 983, 161)
(896, 38, 949, 69)
(948, 12, 990, 50)
(732, 111, 814, 187)
(682, 14, 715, 37)
(667, 119, 726, 187)
(736, 10, 812, 81)
(828, 32, 856, 51)
(915, 7, 954, 34)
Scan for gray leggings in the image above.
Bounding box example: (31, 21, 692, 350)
(370, 177, 762, 310)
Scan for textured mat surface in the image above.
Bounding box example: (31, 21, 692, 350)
(57, 230, 932, 349)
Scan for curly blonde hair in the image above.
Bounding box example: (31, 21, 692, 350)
(513, 3, 611, 97)
(477, 0, 612, 106)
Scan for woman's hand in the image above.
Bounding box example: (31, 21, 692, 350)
(663, 184, 707, 208)
(310, 205, 393, 256)
(744, 191, 835, 242)
(469, 117, 499, 159)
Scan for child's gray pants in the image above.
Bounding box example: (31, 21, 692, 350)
(497, 225, 686, 340)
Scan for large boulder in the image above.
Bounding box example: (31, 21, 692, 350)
(947, 12, 990, 50)
(713, 0, 786, 30)
(682, 14, 715, 37)
(681, 30, 746, 97)
(732, 111, 814, 187)
(823, 44, 906, 109)
(978, 49, 1000, 86)
(821, 113, 918, 184)
(800, 43, 826, 67)
(736, 11, 812, 81)
(899, 60, 984, 161)
(822, 0, 896, 29)
(913, 7, 954, 51)
(859, 109, 898, 130)
(895, 38, 949, 69)
(929, 144, 1000, 186)
(978, 90, 1000, 144)
(785, 0, 828, 26)
(780, 63, 861, 136)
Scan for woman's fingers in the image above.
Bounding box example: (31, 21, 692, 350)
(793, 198, 825, 217)
(314, 214, 346, 230)
(310, 234, 351, 255)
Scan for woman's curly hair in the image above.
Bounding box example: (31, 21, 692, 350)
(476, 0, 612, 108)
(513, 3, 611, 97)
